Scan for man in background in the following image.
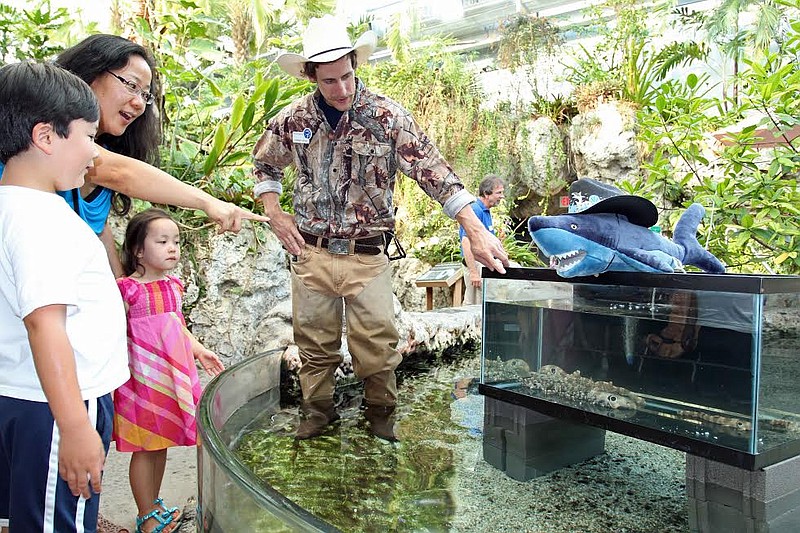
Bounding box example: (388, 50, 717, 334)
(460, 175, 506, 305)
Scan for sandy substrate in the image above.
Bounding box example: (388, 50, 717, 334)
(451, 431, 689, 532)
(447, 379, 689, 533)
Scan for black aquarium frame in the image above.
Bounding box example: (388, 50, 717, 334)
(482, 266, 800, 294)
(479, 383, 800, 470)
(479, 267, 800, 470)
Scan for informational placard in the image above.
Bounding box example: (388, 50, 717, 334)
(415, 261, 463, 287)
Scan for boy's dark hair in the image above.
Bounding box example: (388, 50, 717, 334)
(0, 61, 99, 164)
(302, 51, 358, 80)
(121, 208, 175, 277)
(57, 34, 162, 216)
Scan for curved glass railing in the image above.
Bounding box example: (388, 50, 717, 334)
(196, 348, 338, 532)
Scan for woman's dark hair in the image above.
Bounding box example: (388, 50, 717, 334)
(56, 34, 163, 216)
(121, 207, 174, 277)
(0, 62, 99, 164)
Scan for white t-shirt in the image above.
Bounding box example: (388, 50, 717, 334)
(0, 186, 129, 402)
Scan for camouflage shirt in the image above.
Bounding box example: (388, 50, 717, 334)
(252, 79, 475, 238)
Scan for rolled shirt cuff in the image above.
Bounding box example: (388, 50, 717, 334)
(443, 189, 477, 219)
(254, 180, 283, 197)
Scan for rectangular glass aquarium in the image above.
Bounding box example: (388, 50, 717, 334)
(479, 267, 800, 470)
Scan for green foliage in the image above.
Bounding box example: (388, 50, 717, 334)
(566, 0, 707, 107)
(496, 14, 563, 70)
(632, 0, 800, 273)
(502, 225, 544, 267)
(125, 2, 310, 227)
(410, 228, 462, 265)
(13, 0, 800, 276)
(695, 46, 800, 273)
(529, 92, 579, 126)
(0, 1, 91, 63)
(637, 73, 720, 206)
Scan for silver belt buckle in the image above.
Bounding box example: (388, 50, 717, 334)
(327, 238, 350, 255)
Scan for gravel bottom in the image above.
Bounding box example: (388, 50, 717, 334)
(448, 392, 689, 533)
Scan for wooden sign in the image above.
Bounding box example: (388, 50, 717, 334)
(415, 261, 465, 309)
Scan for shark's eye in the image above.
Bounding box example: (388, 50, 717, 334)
(570, 223, 578, 230)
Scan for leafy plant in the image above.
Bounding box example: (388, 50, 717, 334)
(566, 0, 708, 108)
(633, 1, 800, 273)
(123, 1, 310, 227)
(0, 1, 89, 63)
(496, 13, 563, 71)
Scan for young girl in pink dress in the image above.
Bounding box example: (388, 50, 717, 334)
(114, 208, 224, 533)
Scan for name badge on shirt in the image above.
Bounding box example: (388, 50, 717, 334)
(292, 128, 313, 144)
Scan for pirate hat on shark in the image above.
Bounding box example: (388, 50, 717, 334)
(567, 178, 658, 227)
(529, 178, 724, 278)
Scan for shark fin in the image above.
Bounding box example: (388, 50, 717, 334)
(673, 204, 725, 273)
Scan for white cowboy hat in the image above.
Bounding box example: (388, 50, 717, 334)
(277, 15, 378, 80)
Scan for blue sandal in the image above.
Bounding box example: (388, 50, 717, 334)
(135, 499, 180, 533)
(153, 498, 182, 524)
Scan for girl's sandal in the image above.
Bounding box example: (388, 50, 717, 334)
(153, 497, 183, 526)
(135, 507, 177, 533)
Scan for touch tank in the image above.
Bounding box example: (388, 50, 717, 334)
(196, 348, 335, 532)
(198, 329, 703, 532)
(196, 347, 478, 532)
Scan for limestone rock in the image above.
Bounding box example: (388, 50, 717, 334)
(396, 305, 482, 357)
(515, 115, 569, 196)
(187, 225, 290, 364)
(570, 101, 639, 183)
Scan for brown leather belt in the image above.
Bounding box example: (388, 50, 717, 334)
(299, 231, 384, 255)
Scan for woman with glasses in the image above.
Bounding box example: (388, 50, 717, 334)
(53, 34, 267, 276)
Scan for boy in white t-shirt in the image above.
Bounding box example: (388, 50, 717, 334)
(0, 62, 129, 532)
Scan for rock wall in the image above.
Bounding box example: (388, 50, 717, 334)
(516, 116, 570, 196)
(507, 101, 640, 219)
(569, 101, 639, 184)
(185, 227, 290, 365)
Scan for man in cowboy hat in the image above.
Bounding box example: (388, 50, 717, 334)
(252, 15, 509, 441)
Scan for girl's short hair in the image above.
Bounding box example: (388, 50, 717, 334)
(56, 34, 163, 216)
(120, 208, 175, 277)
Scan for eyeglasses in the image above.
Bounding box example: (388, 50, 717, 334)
(105, 70, 155, 105)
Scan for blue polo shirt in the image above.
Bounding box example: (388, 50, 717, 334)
(459, 199, 494, 258)
(0, 162, 111, 235)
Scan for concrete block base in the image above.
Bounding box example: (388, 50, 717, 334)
(482, 397, 606, 481)
(686, 454, 800, 532)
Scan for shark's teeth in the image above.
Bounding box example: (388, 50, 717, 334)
(550, 250, 586, 271)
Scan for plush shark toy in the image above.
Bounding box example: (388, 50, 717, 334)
(528, 202, 726, 278)
(528, 178, 725, 278)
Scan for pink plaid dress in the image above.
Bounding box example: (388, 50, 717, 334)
(112, 276, 201, 452)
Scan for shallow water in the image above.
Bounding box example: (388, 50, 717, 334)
(233, 354, 691, 532)
(235, 360, 477, 532)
